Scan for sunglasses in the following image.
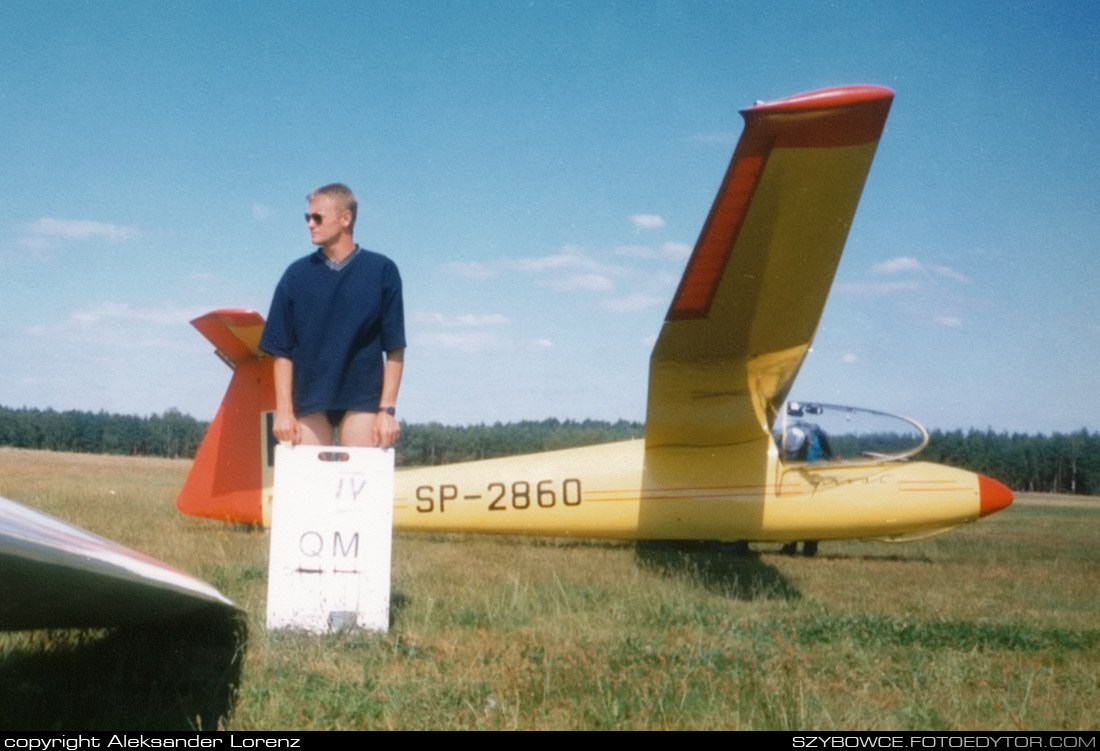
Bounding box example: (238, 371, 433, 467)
(305, 213, 324, 225)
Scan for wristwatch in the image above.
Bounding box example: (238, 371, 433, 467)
(378, 406, 396, 416)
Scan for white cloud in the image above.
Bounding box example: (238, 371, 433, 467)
(631, 214, 666, 230)
(15, 235, 55, 251)
(68, 302, 203, 326)
(934, 315, 962, 328)
(930, 265, 970, 283)
(511, 246, 622, 276)
(602, 293, 665, 313)
(443, 261, 497, 279)
(612, 242, 691, 263)
(24, 217, 139, 242)
(23, 303, 206, 356)
(414, 312, 510, 327)
(872, 255, 968, 283)
(413, 331, 552, 353)
(545, 273, 614, 291)
(835, 280, 921, 296)
(842, 352, 859, 364)
(456, 313, 508, 326)
(514, 249, 599, 273)
(444, 247, 628, 291)
(414, 331, 506, 353)
(413, 311, 550, 352)
(26, 303, 206, 337)
(252, 203, 272, 220)
(661, 241, 692, 259)
(690, 132, 740, 145)
(613, 244, 656, 258)
(873, 256, 922, 274)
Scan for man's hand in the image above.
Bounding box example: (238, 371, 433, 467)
(272, 357, 300, 444)
(272, 409, 302, 445)
(373, 411, 401, 448)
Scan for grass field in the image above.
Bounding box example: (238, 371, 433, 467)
(1, 447, 1098, 731)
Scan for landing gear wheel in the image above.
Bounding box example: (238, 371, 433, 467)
(716, 540, 749, 556)
(780, 542, 798, 556)
(802, 540, 819, 557)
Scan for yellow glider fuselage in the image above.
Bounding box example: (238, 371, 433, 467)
(394, 439, 1009, 541)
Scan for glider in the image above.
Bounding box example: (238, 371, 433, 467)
(176, 85, 1014, 547)
(0, 494, 238, 630)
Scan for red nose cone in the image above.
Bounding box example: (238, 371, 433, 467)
(978, 475, 1014, 516)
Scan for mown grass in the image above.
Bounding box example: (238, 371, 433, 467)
(1, 447, 1097, 730)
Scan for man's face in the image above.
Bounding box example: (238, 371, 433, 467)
(306, 195, 351, 248)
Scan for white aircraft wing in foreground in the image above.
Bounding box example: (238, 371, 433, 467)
(0, 494, 238, 631)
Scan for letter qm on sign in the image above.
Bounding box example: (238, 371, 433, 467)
(266, 446, 395, 633)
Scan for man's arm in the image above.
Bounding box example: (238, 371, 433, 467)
(374, 348, 404, 448)
(272, 356, 302, 444)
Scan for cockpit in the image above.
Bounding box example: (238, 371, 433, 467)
(775, 402, 929, 464)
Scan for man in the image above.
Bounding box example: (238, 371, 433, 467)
(259, 183, 405, 447)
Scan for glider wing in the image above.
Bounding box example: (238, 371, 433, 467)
(646, 86, 893, 449)
(0, 495, 237, 630)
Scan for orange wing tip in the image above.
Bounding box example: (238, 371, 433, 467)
(978, 475, 1014, 517)
(666, 85, 894, 322)
(744, 85, 894, 114)
(742, 85, 894, 149)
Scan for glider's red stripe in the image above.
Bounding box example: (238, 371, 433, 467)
(667, 86, 893, 321)
(669, 154, 764, 319)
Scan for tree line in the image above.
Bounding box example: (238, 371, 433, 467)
(0, 405, 1096, 495)
(395, 419, 645, 467)
(0, 406, 644, 465)
(924, 428, 1098, 496)
(0, 405, 207, 458)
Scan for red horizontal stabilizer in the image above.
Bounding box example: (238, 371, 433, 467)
(191, 309, 266, 368)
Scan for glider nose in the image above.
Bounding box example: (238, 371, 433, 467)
(978, 475, 1014, 517)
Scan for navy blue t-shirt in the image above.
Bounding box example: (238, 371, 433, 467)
(259, 247, 406, 416)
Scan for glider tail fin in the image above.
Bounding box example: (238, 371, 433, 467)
(176, 310, 274, 525)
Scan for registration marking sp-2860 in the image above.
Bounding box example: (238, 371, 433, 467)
(414, 478, 583, 513)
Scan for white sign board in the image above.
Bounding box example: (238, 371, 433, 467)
(266, 445, 394, 633)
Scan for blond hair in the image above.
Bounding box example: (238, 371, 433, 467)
(308, 183, 358, 231)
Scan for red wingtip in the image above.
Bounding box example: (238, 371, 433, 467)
(978, 475, 1014, 517)
(742, 85, 895, 114)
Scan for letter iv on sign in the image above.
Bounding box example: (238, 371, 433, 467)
(266, 445, 395, 633)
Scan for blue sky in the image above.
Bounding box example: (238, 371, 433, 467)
(1, 1, 1097, 434)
